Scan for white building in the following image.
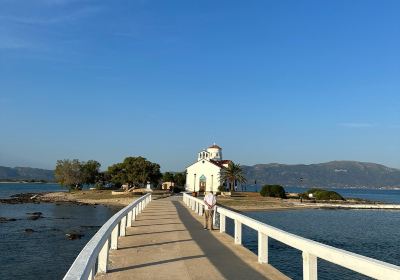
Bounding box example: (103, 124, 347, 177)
(185, 144, 232, 193)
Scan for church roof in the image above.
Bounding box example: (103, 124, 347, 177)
(210, 159, 231, 168)
(208, 144, 222, 149)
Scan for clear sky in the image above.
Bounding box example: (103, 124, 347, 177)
(0, 0, 399, 171)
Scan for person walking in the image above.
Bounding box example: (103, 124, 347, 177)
(203, 191, 216, 230)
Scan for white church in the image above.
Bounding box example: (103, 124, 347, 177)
(185, 144, 234, 193)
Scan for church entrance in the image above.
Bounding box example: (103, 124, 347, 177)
(199, 175, 206, 193)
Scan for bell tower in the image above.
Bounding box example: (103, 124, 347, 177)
(207, 143, 222, 161)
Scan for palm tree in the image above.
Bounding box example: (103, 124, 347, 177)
(221, 162, 247, 191)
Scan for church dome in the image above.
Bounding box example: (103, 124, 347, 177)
(208, 144, 222, 149)
(206, 144, 222, 160)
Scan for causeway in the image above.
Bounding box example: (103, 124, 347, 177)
(96, 196, 288, 280)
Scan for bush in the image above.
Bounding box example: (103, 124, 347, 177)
(218, 185, 226, 192)
(94, 183, 105, 190)
(172, 186, 183, 193)
(303, 188, 344, 201)
(260, 185, 286, 198)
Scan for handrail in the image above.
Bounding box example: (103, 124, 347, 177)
(64, 193, 152, 280)
(183, 193, 400, 280)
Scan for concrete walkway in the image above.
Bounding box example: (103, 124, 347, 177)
(96, 196, 289, 280)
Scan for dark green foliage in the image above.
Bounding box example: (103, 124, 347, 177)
(81, 160, 101, 185)
(172, 186, 183, 193)
(174, 172, 186, 187)
(220, 162, 247, 191)
(162, 172, 175, 183)
(55, 159, 101, 190)
(302, 188, 345, 201)
(162, 171, 186, 187)
(108, 156, 162, 188)
(260, 185, 286, 198)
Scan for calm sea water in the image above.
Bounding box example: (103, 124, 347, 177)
(0, 182, 65, 198)
(0, 184, 118, 280)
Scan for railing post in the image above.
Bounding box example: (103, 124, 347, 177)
(132, 208, 136, 221)
(127, 211, 132, 227)
(111, 224, 119, 250)
(219, 213, 226, 233)
(258, 231, 268, 264)
(120, 216, 126, 237)
(97, 238, 109, 274)
(199, 204, 203, 216)
(234, 220, 242, 245)
(88, 265, 95, 280)
(212, 207, 216, 226)
(302, 251, 317, 280)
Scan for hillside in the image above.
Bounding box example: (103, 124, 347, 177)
(242, 161, 400, 188)
(0, 166, 55, 181)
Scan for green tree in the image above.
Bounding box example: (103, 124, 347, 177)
(260, 185, 286, 198)
(220, 162, 247, 191)
(108, 157, 162, 188)
(55, 159, 101, 190)
(162, 172, 175, 182)
(55, 159, 83, 190)
(174, 172, 186, 187)
(302, 188, 344, 201)
(81, 160, 101, 185)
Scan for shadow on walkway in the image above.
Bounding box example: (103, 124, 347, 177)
(171, 201, 272, 280)
(109, 255, 205, 273)
(117, 239, 193, 251)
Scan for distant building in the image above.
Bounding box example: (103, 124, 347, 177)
(185, 144, 234, 193)
(162, 181, 175, 190)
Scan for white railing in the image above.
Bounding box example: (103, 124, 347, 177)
(183, 193, 400, 280)
(64, 194, 152, 280)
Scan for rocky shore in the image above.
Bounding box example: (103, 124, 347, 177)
(0, 189, 171, 207)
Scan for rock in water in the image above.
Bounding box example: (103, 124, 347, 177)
(65, 232, 84, 240)
(27, 212, 43, 220)
(0, 217, 17, 223)
(24, 228, 35, 233)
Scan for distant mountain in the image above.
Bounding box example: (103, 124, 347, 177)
(0, 166, 55, 181)
(242, 161, 400, 188)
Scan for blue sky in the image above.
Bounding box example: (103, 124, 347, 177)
(0, 0, 399, 171)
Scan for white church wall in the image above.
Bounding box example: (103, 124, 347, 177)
(186, 160, 222, 192)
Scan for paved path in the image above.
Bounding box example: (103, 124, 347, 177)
(97, 196, 289, 280)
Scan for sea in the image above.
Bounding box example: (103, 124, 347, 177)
(1, 183, 400, 279)
(0, 183, 118, 280)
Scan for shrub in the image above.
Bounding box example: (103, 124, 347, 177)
(260, 185, 286, 198)
(94, 183, 105, 190)
(303, 188, 344, 201)
(172, 186, 183, 193)
(218, 185, 226, 192)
